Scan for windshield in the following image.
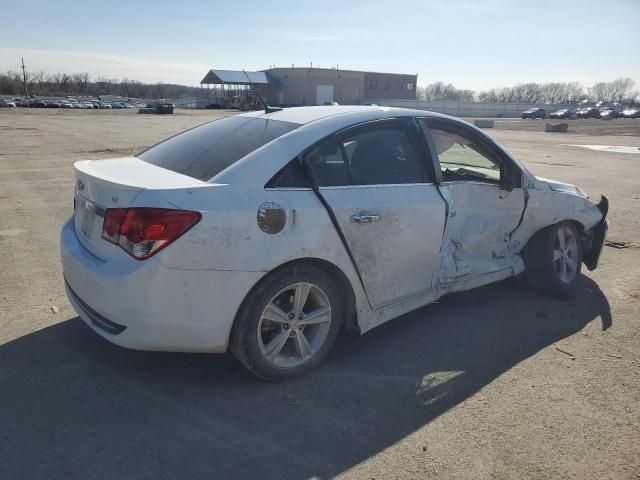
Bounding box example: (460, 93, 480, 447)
(138, 115, 300, 181)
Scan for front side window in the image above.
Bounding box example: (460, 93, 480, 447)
(138, 116, 299, 181)
(421, 120, 502, 183)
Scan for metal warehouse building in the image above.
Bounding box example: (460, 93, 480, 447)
(199, 67, 417, 107)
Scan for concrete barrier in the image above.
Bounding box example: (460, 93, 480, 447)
(474, 119, 495, 128)
(544, 123, 569, 133)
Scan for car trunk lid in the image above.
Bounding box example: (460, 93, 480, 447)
(73, 157, 207, 260)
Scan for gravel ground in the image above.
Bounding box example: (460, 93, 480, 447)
(0, 108, 638, 480)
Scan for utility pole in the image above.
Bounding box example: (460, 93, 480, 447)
(20, 58, 29, 99)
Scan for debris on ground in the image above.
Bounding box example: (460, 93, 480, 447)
(50, 305, 59, 314)
(605, 240, 640, 249)
(555, 347, 576, 358)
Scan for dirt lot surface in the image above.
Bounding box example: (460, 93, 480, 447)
(1, 108, 639, 480)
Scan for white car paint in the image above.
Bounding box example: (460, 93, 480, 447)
(61, 106, 606, 354)
(320, 183, 446, 308)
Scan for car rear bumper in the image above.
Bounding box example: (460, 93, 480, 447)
(65, 279, 127, 335)
(60, 217, 263, 353)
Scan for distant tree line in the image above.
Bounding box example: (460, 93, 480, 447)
(417, 77, 638, 104)
(417, 82, 476, 102)
(1, 69, 638, 105)
(0, 70, 203, 99)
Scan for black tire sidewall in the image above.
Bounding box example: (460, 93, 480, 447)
(525, 222, 583, 294)
(230, 264, 344, 380)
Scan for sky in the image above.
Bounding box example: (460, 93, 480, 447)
(1, 0, 639, 91)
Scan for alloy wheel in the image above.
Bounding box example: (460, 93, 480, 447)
(554, 226, 579, 283)
(257, 282, 332, 368)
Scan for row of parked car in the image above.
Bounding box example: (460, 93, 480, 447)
(522, 106, 640, 120)
(0, 98, 137, 109)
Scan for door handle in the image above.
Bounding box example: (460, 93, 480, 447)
(350, 211, 381, 224)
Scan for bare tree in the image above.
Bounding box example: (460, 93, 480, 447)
(420, 82, 476, 101)
(71, 73, 90, 93)
(609, 77, 636, 103)
(588, 78, 637, 103)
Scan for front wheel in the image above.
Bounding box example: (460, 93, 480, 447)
(230, 264, 344, 380)
(524, 222, 582, 294)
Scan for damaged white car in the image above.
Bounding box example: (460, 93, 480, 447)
(61, 106, 608, 380)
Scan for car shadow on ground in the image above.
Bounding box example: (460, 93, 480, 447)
(0, 275, 611, 480)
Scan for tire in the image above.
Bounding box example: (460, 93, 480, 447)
(524, 222, 582, 295)
(230, 263, 344, 381)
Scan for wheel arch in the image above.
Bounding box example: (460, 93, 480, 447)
(231, 257, 359, 339)
(521, 217, 587, 251)
(562, 219, 593, 255)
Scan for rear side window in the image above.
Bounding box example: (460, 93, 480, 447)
(137, 116, 299, 181)
(269, 121, 429, 188)
(306, 138, 351, 186)
(341, 124, 423, 185)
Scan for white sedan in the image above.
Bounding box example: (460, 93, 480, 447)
(61, 106, 608, 380)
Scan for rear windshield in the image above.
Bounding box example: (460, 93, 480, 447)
(137, 116, 300, 181)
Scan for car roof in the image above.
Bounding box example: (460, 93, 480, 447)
(215, 104, 535, 188)
(236, 105, 448, 126)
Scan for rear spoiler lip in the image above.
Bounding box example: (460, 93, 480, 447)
(74, 158, 211, 191)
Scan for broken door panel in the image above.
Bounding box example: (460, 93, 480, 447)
(438, 182, 526, 283)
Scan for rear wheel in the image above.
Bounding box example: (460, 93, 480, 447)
(230, 264, 343, 380)
(524, 222, 582, 294)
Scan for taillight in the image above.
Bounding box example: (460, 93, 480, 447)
(102, 208, 201, 260)
(102, 208, 127, 243)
